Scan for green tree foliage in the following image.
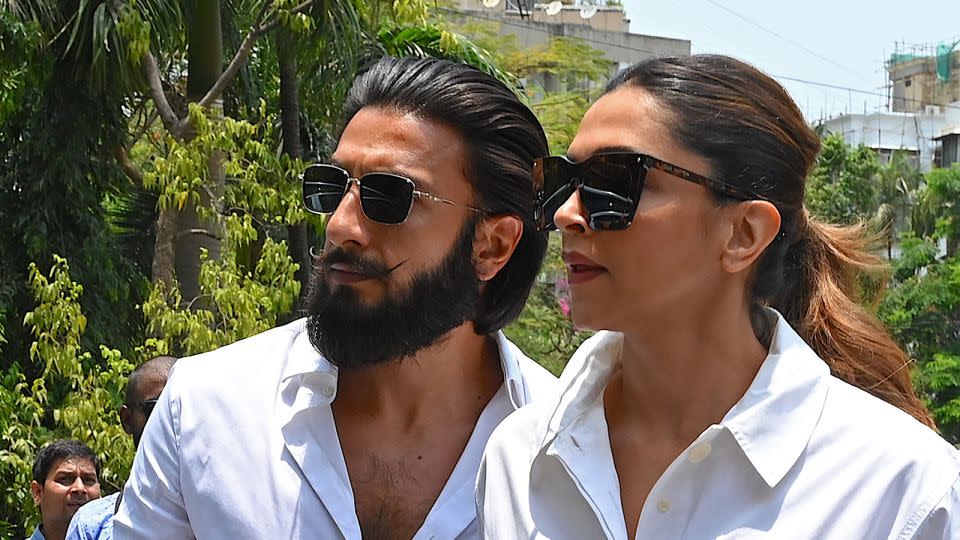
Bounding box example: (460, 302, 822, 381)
(504, 235, 590, 376)
(808, 139, 960, 443)
(1, 0, 587, 533)
(879, 167, 960, 442)
(1, 257, 137, 534)
(806, 133, 881, 224)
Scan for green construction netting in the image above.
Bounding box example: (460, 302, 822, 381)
(936, 42, 957, 82)
(889, 53, 924, 65)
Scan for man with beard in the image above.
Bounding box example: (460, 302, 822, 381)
(114, 56, 556, 539)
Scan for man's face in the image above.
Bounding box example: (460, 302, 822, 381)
(305, 107, 483, 368)
(120, 373, 168, 447)
(30, 457, 101, 527)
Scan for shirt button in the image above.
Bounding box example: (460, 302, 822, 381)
(689, 442, 713, 463)
(656, 498, 671, 513)
(320, 386, 335, 399)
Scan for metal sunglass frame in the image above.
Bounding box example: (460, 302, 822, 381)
(301, 163, 483, 224)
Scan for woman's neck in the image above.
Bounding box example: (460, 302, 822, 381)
(609, 299, 770, 442)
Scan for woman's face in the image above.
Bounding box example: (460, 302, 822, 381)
(556, 87, 734, 331)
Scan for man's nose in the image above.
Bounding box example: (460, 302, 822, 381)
(68, 477, 87, 494)
(325, 181, 372, 250)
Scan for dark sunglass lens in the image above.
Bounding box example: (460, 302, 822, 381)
(579, 158, 640, 230)
(359, 174, 414, 224)
(141, 399, 159, 419)
(536, 158, 575, 231)
(302, 166, 348, 214)
(541, 183, 573, 231)
(581, 185, 634, 230)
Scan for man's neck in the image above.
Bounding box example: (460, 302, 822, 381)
(331, 323, 507, 539)
(40, 520, 66, 540)
(332, 323, 504, 428)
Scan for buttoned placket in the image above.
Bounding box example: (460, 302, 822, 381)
(634, 425, 724, 539)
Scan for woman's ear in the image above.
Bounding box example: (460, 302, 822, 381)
(473, 215, 523, 281)
(720, 201, 781, 274)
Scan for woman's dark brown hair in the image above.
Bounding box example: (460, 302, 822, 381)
(606, 54, 934, 428)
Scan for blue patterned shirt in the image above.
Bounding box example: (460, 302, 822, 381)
(27, 524, 45, 540)
(66, 492, 119, 540)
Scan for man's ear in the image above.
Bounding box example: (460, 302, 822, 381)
(31, 480, 42, 505)
(119, 404, 134, 435)
(720, 200, 781, 274)
(473, 215, 523, 282)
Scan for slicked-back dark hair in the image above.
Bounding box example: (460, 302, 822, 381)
(340, 56, 549, 334)
(32, 439, 100, 484)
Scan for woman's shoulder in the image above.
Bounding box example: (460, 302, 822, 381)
(817, 374, 959, 475)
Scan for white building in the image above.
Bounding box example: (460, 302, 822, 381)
(933, 102, 960, 167)
(820, 110, 945, 172)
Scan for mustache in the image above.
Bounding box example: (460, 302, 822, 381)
(317, 247, 404, 280)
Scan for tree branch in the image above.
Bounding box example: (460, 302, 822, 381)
(175, 228, 224, 242)
(141, 51, 184, 139)
(194, 0, 317, 110)
(113, 145, 144, 187)
(127, 108, 160, 152)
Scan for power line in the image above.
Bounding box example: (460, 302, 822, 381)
(446, 7, 960, 113)
(771, 74, 960, 112)
(703, 0, 877, 87)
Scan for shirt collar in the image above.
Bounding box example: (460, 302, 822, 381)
(279, 320, 531, 412)
(721, 309, 830, 488)
(29, 525, 46, 540)
(540, 309, 830, 489)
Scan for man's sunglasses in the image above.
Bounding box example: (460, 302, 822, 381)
(128, 398, 159, 419)
(301, 164, 483, 225)
(533, 152, 769, 231)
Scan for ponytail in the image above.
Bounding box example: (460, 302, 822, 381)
(606, 55, 935, 429)
(763, 212, 935, 429)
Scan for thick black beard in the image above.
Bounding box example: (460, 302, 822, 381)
(305, 218, 482, 370)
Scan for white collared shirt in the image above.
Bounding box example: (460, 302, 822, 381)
(477, 310, 960, 539)
(113, 318, 556, 539)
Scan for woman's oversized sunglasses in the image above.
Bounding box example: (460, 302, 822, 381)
(533, 152, 769, 231)
(301, 163, 482, 224)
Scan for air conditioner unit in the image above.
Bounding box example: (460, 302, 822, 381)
(925, 105, 942, 115)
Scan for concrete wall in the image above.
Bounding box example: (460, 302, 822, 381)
(453, 8, 689, 67)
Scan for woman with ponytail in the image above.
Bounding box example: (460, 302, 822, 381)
(477, 55, 958, 539)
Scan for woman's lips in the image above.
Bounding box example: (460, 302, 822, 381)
(562, 251, 607, 285)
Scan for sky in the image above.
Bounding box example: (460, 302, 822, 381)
(618, 0, 960, 122)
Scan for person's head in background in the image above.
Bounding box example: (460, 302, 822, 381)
(546, 54, 932, 425)
(30, 440, 101, 540)
(120, 355, 177, 447)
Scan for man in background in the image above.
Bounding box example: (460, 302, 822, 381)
(28, 440, 102, 540)
(64, 356, 177, 540)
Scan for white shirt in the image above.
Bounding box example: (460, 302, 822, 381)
(477, 310, 960, 539)
(114, 318, 557, 539)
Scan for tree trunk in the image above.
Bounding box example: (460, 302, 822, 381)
(277, 29, 311, 313)
(175, 0, 226, 304)
(152, 207, 179, 289)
